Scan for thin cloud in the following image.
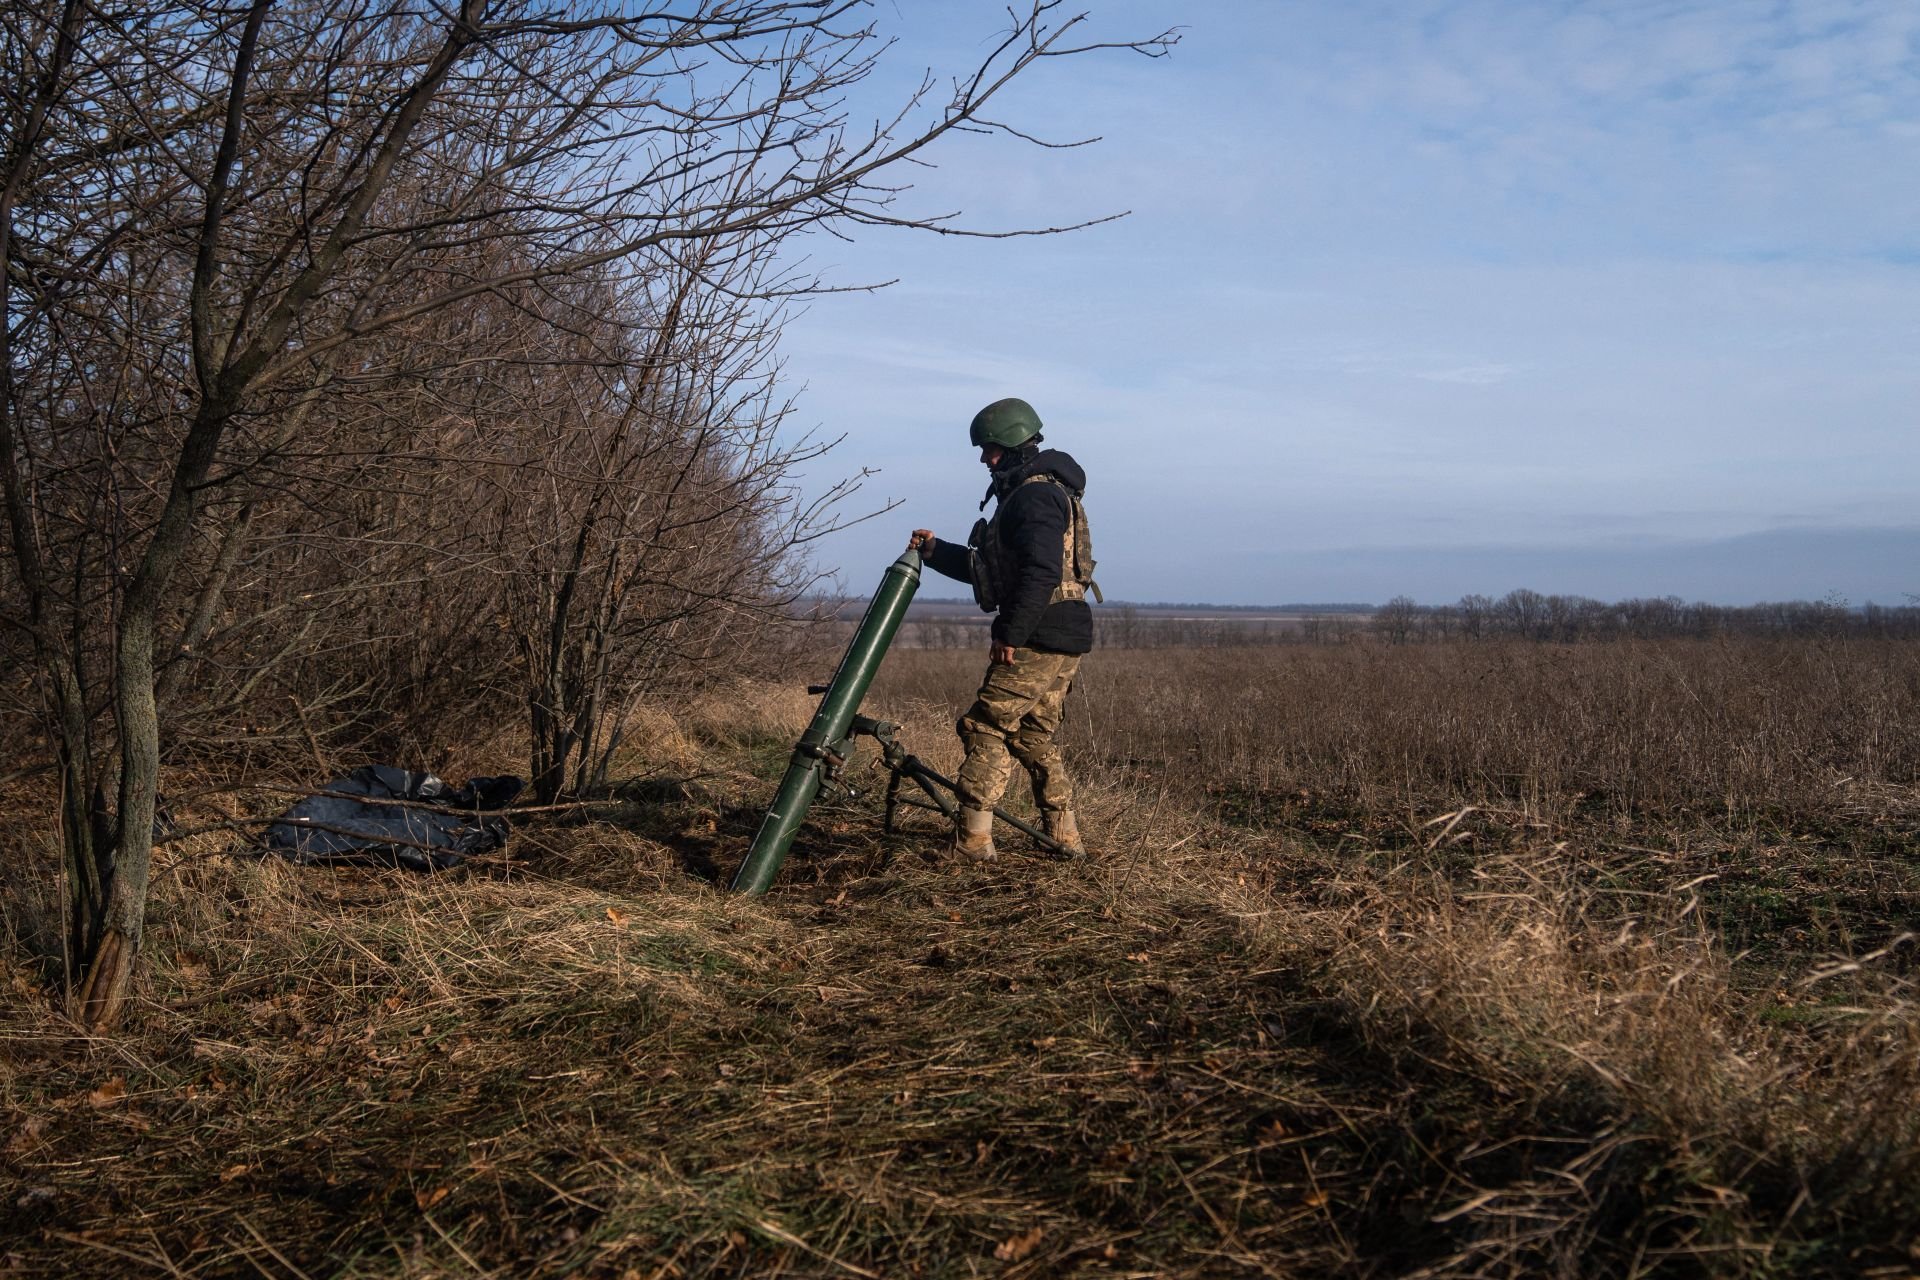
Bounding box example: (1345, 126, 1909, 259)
(1416, 363, 1519, 386)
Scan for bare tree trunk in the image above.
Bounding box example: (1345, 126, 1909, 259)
(0, 0, 99, 1003)
(155, 502, 255, 713)
(77, 396, 236, 1024)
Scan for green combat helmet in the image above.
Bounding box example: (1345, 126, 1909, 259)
(969, 397, 1043, 449)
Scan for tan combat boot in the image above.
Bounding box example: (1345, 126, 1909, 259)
(951, 806, 997, 862)
(1042, 810, 1086, 858)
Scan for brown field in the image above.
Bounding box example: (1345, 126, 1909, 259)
(4, 638, 1919, 1277)
(883, 637, 1920, 819)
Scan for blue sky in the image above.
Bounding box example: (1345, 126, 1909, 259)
(775, 1, 1920, 605)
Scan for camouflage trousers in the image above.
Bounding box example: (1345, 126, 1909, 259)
(954, 648, 1081, 813)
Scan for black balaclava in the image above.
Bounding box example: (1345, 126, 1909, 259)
(983, 438, 1043, 506)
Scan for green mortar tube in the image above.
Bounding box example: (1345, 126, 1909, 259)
(730, 548, 923, 895)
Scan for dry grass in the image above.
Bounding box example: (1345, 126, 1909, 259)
(4, 641, 1919, 1277)
(879, 638, 1920, 820)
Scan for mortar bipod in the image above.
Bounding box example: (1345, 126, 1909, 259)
(815, 695, 1075, 860)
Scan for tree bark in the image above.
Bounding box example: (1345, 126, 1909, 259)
(155, 502, 256, 714)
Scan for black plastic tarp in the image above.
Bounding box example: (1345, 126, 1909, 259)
(266, 765, 524, 871)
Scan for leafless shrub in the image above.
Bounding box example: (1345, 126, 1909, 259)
(1, 1, 1174, 1024)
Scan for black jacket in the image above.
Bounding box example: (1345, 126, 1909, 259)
(925, 449, 1094, 655)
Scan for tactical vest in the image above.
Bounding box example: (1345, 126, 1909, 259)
(966, 474, 1102, 615)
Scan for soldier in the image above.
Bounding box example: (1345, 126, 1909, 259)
(908, 397, 1099, 860)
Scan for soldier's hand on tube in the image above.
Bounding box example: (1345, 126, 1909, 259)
(908, 529, 935, 553)
(990, 642, 1016, 665)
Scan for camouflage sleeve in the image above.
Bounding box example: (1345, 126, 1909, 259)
(991, 484, 1069, 648)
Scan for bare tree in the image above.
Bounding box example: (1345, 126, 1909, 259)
(1372, 594, 1418, 645)
(1, 1, 1175, 1026)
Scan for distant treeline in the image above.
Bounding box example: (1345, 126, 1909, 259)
(892, 590, 1920, 649)
(1367, 591, 1920, 644)
(906, 596, 1374, 615)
